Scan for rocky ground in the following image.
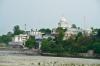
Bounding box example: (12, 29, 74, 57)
(0, 50, 100, 66)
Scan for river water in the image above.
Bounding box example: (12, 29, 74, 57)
(0, 50, 100, 66)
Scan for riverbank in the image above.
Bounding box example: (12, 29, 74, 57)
(0, 48, 100, 59)
(41, 52, 100, 59)
(0, 50, 100, 66)
(0, 55, 100, 66)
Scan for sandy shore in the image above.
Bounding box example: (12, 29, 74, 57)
(0, 50, 100, 66)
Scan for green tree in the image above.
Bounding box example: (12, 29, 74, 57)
(13, 25, 25, 35)
(39, 28, 51, 34)
(41, 37, 65, 55)
(96, 29, 100, 38)
(41, 39, 50, 52)
(92, 42, 100, 54)
(25, 36, 36, 49)
(7, 32, 13, 37)
(71, 24, 77, 28)
(54, 27, 65, 55)
(75, 32, 83, 41)
(46, 29, 51, 34)
(55, 27, 65, 41)
(0, 35, 12, 44)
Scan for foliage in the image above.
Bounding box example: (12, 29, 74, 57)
(1, 24, 100, 55)
(7, 32, 13, 37)
(41, 28, 100, 55)
(71, 24, 77, 28)
(96, 29, 100, 38)
(41, 27, 65, 55)
(0, 35, 12, 44)
(39, 28, 51, 34)
(55, 27, 65, 41)
(13, 25, 25, 35)
(41, 39, 49, 52)
(41, 37, 65, 56)
(92, 42, 100, 53)
(25, 36, 36, 49)
(0, 25, 24, 45)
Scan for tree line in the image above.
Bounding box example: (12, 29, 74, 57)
(41, 27, 100, 56)
(0, 25, 25, 44)
(0, 25, 100, 56)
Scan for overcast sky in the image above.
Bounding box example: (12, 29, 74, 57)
(0, 0, 100, 35)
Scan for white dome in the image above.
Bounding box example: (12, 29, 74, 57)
(60, 17, 67, 22)
(58, 16, 71, 29)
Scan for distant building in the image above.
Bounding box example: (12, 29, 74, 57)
(64, 28, 84, 39)
(9, 16, 92, 48)
(9, 34, 29, 48)
(30, 29, 43, 40)
(58, 16, 72, 29)
(53, 16, 92, 39)
(13, 34, 29, 42)
(84, 28, 92, 36)
(9, 29, 44, 49)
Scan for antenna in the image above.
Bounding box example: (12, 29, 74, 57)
(25, 24, 26, 33)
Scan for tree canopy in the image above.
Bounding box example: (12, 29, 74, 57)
(13, 25, 25, 35)
(71, 24, 77, 28)
(25, 36, 36, 49)
(0, 35, 12, 44)
(41, 28, 100, 55)
(39, 28, 51, 34)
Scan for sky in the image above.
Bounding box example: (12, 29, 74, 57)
(0, 0, 100, 35)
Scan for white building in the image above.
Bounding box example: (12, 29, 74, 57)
(64, 28, 84, 39)
(53, 16, 92, 39)
(13, 34, 29, 43)
(30, 30, 43, 40)
(58, 16, 72, 29)
(83, 28, 92, 36)
(9, 34, 29, 47)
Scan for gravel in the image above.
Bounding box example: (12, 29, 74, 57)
(0, 50, 100, 66)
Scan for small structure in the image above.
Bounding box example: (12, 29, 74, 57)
(30, 30, 43, 40)
(9, 34, 29, 48)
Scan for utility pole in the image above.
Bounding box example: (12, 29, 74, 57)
(23, 24, 27, 48)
